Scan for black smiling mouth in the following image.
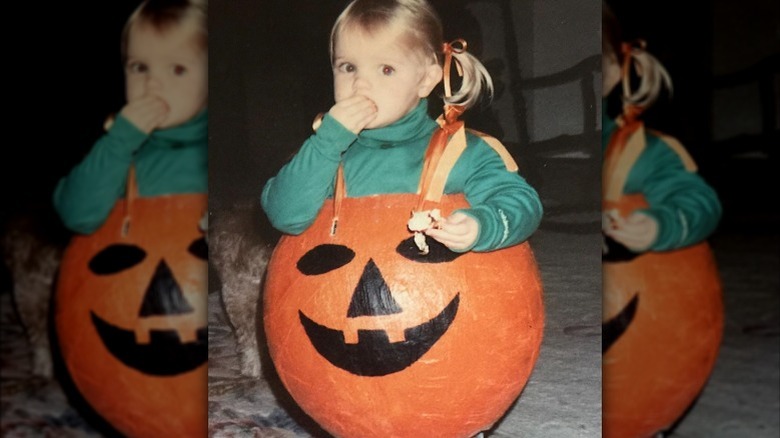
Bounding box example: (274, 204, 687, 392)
(87, 254, 208, 376)
(299, 294, 460, 376)
(602, 293, 639, 354)
(91, 312, 207, 376)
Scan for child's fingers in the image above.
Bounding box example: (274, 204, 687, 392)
(606, 225, 654, 251)
(141, 97, 169, 116)
(345, 101, 377, 122)
(354, 110, 377, 129)
(607, 229, 642, 245)
(120, 97, 169, 133)
(128, 95, 166, 110)
(125, 97, 167, 117)
(329, 96, 377, 133)
(335, 96, 376, 116)
(425, 213, 478, 250)
(432, 221, 469, 237)
(425, 229, 465, 249)
(339, 94, 374, 107)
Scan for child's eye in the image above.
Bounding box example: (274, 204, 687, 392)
(172, 65, 187, 76)
(381, 65, 395, 76)
(127, 62, 148, 74)
(337, 63, 356, 73)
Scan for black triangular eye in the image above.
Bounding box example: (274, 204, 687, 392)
(89, 244, 147, 275)
(396, 237, 464, 263)
(297, 244, 355, 275)
(188, 237, 208, 260)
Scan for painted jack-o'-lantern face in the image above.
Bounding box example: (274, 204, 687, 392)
(297, 239, 463, 377)
(602, 195, 723, 438)
(56, 194, 207, 438)
(88, 239, 207, 375)
(264, 193, 544, 438)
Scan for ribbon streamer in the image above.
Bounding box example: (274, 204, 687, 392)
(442, 39, 467, 98)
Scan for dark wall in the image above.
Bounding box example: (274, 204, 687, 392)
(4, 1, 140, 217)
(606, 0, 780, 232)
(605, 0, 712, 157)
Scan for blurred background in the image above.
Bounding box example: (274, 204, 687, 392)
(3, 2, 144, 436)
(2, 1, 139, 216)
(605, 0, 779, 436)
(607, 0, 779, 233)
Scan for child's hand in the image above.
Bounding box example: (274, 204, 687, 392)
(425, 212, 479, 251)
(329, 95, 377, 134)
(603, 211, 658, 252)
(119, 96, 169, 134)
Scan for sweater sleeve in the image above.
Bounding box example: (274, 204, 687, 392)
(452, 136, 543, 252)
(53, 114, 149, 234)
(260, 114, 358, 235)
(631, 135, 722, 251)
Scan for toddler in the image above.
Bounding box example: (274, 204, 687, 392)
(601, 3, 721, 252)
(262, 0, 542, 253)
(54, 0, 208, 234)
(49, 3, 209, 436)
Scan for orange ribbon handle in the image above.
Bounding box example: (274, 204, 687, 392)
(332, 164, 346, 236)
(442, 39, 467, 99)
(122, 166, 138, 237)
(416, 104, 465, 211)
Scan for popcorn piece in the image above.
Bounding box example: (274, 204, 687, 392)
(199, 212, 208, 233)
(407, 209, 442, 254)
(430, 208, 442, 225)
(408, 209, 442, 231)
(414, 232, 429, 255)
(602, 208, 621, 232)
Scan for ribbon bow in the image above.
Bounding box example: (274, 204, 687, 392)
(442, 39, 467, 99)
(413, 40, 470, 212)
(619, 39, 648, 123)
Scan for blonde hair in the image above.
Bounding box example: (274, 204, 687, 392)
(602, 2, 671, 108)
(330, 0, 493, 109)
(121, 0, 208, 63)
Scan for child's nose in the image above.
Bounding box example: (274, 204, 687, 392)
(353, 73, 371, 92)
(145, 74, 163, 92)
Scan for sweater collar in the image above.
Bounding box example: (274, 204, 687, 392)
(150, 108, 208, 147)
(356, 99, 438, 149)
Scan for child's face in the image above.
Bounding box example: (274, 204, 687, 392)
(125, 20, 207, 129)
(333, 24, 441, 129)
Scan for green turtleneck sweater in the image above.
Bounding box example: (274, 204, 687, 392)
(54, 109, 208, 234)
(261, 100, 542, 252)
(602, 108, 721, 251)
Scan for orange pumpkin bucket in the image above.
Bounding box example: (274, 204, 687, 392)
(264, 106, 544, 438)
(602, 110, 723, 438)
(55, 169, 207, 438)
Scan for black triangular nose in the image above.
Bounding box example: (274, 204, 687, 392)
(347, 259, 403, 318)
(138, 260, 194, 317)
